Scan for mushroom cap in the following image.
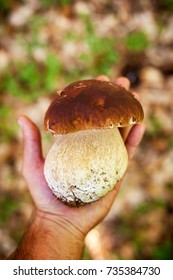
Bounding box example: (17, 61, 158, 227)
(44, 79, 144, 134)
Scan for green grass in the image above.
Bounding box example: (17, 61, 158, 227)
(63, 16, 120, 80)
(0, 195, 20, 225)
(148, 113, 163, 136)
(0, 105, 18, 142)
(82, 247, 92, 260)
(78, 16, 120, 76)
(86, 35, 119, 75)
(0, 0, 13, 14)
(124, 31, 150, 53)
(42, 0, 72, 8)
(159, 0, 173, 11)
(0, 0, 9, 11)
(2, 63, 41, 101)
(44, 53, 62, 91)
(27, 16, 46, 54)
(153, 241, 173, 259)
(1, 53, 62, 102)
(0, 105, 11, 119)
(135, 199, 167, 215)
(0, 53, 61, 147)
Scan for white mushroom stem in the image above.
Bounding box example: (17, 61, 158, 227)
(44, 128, 128, 205)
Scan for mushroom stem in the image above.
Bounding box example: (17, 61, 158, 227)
(44, 128, 128, 206)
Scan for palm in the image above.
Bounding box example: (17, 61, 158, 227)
(27, 153, 120, 233)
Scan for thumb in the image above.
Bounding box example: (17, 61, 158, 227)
(18, 116, 54, 207)
(18, 116, 44, 177)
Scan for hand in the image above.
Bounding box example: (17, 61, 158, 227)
(13, 76, 145, 259)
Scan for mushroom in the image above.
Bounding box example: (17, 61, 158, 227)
(44, 79, 144, 206)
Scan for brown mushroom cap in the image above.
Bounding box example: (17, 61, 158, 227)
(44, 79, 144, 134)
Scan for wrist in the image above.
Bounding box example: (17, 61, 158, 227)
(10, 209, 85, 260)
(35, 209, 85, 259)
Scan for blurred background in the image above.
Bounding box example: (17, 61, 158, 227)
(0, 0, 173, 260)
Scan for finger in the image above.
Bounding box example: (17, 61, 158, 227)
(18, 116, 44, 174)
(115, 77, 141, 141)
(115, 77, 130, 140)
(18, 116, 55, 207)
(133, 91, 140, 101)
(115, 78, 140, 101)
(96, 75, 110, 81)
(125, 123, 145, 160)
(120, 89, 142, 141)
(115, 77, 130, 90)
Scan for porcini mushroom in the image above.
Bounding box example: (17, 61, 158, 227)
(44, 79, 144, 206)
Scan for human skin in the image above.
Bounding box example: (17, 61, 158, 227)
(8, 76, 145, 260)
